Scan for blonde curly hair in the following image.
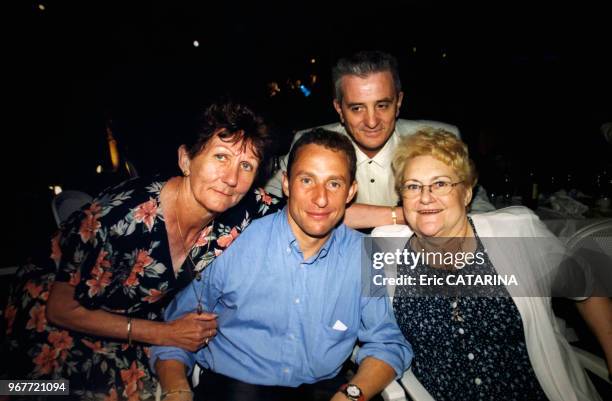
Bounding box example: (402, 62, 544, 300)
(392, 127, 478, 195)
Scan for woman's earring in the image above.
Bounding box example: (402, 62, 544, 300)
(183, 170, 190, 177)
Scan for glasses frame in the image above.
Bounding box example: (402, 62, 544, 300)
(400, 180, 464, 198)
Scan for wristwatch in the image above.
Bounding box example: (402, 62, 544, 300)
(339, 383, 365, 401)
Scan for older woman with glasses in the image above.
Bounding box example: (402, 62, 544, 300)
(372, 128, 611, 401)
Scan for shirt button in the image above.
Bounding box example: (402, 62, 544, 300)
(283, 368, 290, 374)
(468, 353, 474, 360)
(286, 247, 291, 253)
(458, 328, 465, 335)
(370, 178, 375, 183)
(368, 160, 373, 164)
(294, 298, 300, 304)
(474, 377, 482, 385)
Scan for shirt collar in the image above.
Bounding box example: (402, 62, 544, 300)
(281, 207, 336, 264)
(355, 129, 400, 168)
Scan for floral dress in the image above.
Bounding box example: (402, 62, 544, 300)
(1, 176, 282, 400)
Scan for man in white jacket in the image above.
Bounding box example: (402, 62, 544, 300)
(266, 50, 493, 225)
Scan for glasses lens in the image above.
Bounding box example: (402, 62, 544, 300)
(431, 182, 451, 196)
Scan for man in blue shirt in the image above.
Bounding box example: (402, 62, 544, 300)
(151, 129, 412, 401)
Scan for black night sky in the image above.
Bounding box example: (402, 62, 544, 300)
(4, 1, 612, 265)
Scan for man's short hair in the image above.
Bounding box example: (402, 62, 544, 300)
(287, 129, 357, 182)
(332, 50, 402, 102)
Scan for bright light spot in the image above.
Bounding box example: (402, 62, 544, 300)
(442, 52, 447, 58)
(96, 165, 103, 174)
(310, 58, 316, 64)
(412, 47, 417, 53)
(53, 186, 62, 195)
(38, 4, 45, 11)
(299, 84, 311, 97)
(193, 40, 200, 48)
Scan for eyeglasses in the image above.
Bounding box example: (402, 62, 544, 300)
(400, 181, 464, 198)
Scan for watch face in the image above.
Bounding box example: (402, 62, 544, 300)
(347, 385, 360, 397)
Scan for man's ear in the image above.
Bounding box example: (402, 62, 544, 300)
(282, 171, 290, 198)
(178, 145, 191, 176)
(333, 99, 344, 124)
(346, 180, 358, 204)
(395, 91, 404, 118)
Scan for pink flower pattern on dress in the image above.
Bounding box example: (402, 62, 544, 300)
(79, 203, 102, 243)
(142, 288, 164, 303)
(48, 330, 73, 351)
(25, 280, 43, 299)
(81, 338, 107, 354)
(86, 249, 113, 297)
(33, 344, 59, 375)
(26, 304, 47, 332)
(124, 249, 154, 287)
(133, 198, 158, 231)
(256, 187, 273, 205)
(217, 227, 239, 248)
(194, 224, 214, 247)
(121, 361, 146, 401)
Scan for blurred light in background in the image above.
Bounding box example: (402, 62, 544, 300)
(299, 84, 311, 97)
(49, 185, 63, 195)
(106, 124, 120, 172)
(193, 40, 199, 48)
(267, 81, 280, 97)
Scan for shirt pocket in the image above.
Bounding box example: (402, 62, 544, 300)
(305, 320, 357, 379)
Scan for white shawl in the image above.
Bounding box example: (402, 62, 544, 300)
(372, 206, 601, 401)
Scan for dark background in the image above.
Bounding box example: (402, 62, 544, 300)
(3, 0, 612, 266)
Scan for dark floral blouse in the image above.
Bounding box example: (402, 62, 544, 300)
(1, 176, 282, 400)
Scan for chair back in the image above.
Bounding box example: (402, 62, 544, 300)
(566, 219, 612, 251)
(565, 219, 612, 297)
(51, 190, 93, 227)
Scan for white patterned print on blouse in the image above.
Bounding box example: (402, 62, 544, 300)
(393, 218, 548, 401)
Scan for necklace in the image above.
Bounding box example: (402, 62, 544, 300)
(174, 184, 214, 314)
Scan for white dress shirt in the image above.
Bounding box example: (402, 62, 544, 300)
(265, 119, 461, 207)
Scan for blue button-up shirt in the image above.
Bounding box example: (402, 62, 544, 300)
(151, 208, 412, 386)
